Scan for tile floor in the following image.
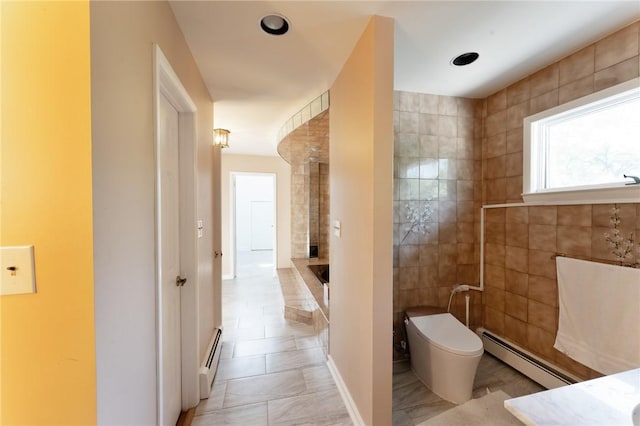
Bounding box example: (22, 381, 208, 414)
(192, 251, 352, 426)
(392, 354, 544, 425)
(193, 250, 544, 425)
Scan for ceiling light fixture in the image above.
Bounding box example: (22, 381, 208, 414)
(452, 52, 479, 66)
(260, 14, 290, 36)
(213, 128, 230, 148)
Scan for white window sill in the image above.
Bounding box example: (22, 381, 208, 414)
(522, 184, 640, 205)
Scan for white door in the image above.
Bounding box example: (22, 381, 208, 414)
(250, 201, 273, 250)
(159, 93, 182, 425)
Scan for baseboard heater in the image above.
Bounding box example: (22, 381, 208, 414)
(199, 327, 222, 399)
(477, 327, 580, 390)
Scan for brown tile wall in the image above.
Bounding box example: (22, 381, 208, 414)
(484, 204, 640, 380)
(309, 162, 320, 251)
(291, 161, 308, 258)
(279, 111, 330, 259)
(483, 21, 640, 205)
(393, 92, 483, 359)
(482, 21, 640, 380)
(319, 163, 330, 259)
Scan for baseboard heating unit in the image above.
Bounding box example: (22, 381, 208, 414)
(199, 327, 222, 398)
(477, 327, 580, 389)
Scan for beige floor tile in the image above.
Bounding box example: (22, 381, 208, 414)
(219, 342, 234, 360)
(266, 347, 326, 373)
(267, 389, 351, 425)
(392, 408, 414, 426)
(216, 355, 265, 381)
(295, 335, 322, 350)
(233, 336, 297, 358)
(265, 322, 316, 338)
(403, 399, 456, 425)
(191, 402, 268, 426)
(196, 381, 226, 415)
(223, 369, 306, 408)
(223, 318, 239, 329)
(222, 326, 265, 342)
(239, 312, 287, 328)
(302, 364, 336, 393)
(263, 304, 285, 315)
(393, 371, 443, 411)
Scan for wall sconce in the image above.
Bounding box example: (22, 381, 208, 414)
(213, 128, 230, 148)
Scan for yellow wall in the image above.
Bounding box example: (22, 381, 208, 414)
(0, 2, 95, 424)
(329, 15, 394, 425)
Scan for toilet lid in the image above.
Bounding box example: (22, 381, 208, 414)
(410, 313, 484, 356)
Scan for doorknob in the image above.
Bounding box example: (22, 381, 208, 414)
(175, 275, 187, 287)
(214, 251, 223, 258)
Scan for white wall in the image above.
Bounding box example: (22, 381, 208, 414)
(221, 154, 291, 277)
(91, 2, 218, 423)
(235, 175, 274, 251)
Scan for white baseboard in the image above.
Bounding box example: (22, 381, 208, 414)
(327, 355, 365, 426)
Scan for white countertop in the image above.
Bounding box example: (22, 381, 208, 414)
(505, 368, 640, 425)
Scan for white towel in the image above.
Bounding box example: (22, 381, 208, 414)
(554, 257, 640, 375)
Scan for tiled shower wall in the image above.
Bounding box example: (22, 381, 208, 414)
(481, 21, 640, 380)
(291, 160, 308, 258)
(392, 92, 483, 358)
(281, 111, 330, 259)
(319, 163, 330, 259)
(306, 162, 330, 260)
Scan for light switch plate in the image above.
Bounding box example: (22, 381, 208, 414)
(333, 220, 341, 237)
(197, 220, 204, 238)
(1, 246, 36, 296)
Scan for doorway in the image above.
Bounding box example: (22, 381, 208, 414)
(154, 45, 199, 425)
(232, 173, 276, 278)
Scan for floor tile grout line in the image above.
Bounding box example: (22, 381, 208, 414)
(232, 345, 326, 360)
(221, 387, 329, 413)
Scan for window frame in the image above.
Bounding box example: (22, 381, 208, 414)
(522, 77, 640, 204)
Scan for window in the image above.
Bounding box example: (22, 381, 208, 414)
(523, 77, 640, 204)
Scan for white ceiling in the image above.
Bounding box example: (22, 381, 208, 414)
(169, 1, 640, 157)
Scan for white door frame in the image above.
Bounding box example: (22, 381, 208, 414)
(153, 44, 199, 423)
(230, 172, 277, 277)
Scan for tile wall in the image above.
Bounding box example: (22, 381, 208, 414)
(392, 92, 483, 358)
(483, 21, 639, 205)
(278, 110, 330, 259)
(484, 204, 640, 379)
(393, 22, 640, 371)
(482, 21, 640, 380)
(309, 162, 320, 255)
(291, 160, 309, 258)
(319, 163, 330, 260)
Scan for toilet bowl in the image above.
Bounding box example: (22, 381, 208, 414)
(405, 310, 484, 404)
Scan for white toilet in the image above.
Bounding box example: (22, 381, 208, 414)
(405, 309, 484, 404)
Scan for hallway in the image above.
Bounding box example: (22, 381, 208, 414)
(192, 252, 351, 425)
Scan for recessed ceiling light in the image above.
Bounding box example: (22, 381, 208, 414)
(451, 52, 479, 66)
(260, 14, 290, 36)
